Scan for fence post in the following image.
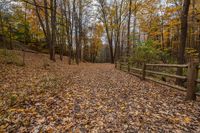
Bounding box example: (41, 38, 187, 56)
(115, 61, 117, 68)
(186, 60, 199, 100)
(22, 49, 25, 65)
(142, 62, 146, 80)
(128, 61, 130, 72)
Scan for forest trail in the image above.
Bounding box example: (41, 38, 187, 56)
(1, 52, 200, 132)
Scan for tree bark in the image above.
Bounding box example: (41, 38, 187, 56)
(50, 0, 56, 61)
(176, 0, 190, 85)
(127, 0, 132, 57)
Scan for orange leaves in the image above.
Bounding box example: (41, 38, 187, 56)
(1, 52, 200, 132)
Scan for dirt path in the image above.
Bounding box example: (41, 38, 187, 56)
(0, 52, 200, 132)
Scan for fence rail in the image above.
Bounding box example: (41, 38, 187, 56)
(116, 60, 200, 100)
(145, 70, 187, 80)
(146, 64, 188, 68)
(197, 67, 200, 84)
(130, 67, 142, 72)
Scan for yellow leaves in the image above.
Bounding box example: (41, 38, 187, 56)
(9, 108, 25, 113)
(90, 23, 103, 56)
(171, 117, 180, 124)
(63, 122, 74, 131)
(120, 106, 126, 110)
(8, 107, 37, 115)
(183, 117, 191, 124)
(110, 24, 118, 29)
(107, 109, 113, 113)
(0, 124, 8, 132)
(97, 104, 103, 109)
(95, 24, 104, 37)
(165, 6, 181, 14)
(168, 116, 192, 124)
(110, 8, 116, 17)
(120, 104, 126, 111)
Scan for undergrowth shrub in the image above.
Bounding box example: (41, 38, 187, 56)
(129, 40, 177, 66)
(130, 40, 160, 64)
(159, 48, 175, 64)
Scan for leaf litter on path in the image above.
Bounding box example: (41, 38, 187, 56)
(0, 52, 200, 132)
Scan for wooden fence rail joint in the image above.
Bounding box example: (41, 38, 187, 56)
(186, 60, 199, 100)
(142, 62, 146, 80)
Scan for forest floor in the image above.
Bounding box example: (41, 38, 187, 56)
(0, 51, 200, 132)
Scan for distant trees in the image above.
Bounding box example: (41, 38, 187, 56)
(97, 0, 127, 63)
(0, 0, 200, 66)
(97, 0, 115, 63)
(32, 0, 94, 63)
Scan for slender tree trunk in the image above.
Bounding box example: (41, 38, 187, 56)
(44, 0, 52, 60)
(190, 0, 195, 48)
(75, 15, 79, 65)
(59, 2, 64, 61)
(73, 0, 79, 65)
(34, 0, 58, 61)
(79, 0, 83, 62)
(63, 0, 73, 64)
(23, 2, 27, 65)
(198, 25, 200, 61)
(160, 17, 164, 49)
(127, 0, 132, 57)
(176, 0, 191, 85)
(121, 28, 125, 57)
(33, 0, 47, 38)
(0, 10, 7, 54)
(133, 2, 137, 48)
(50, 0, 56, 61)
(167, 27, 170, 48)
(9, 23, 13, 50)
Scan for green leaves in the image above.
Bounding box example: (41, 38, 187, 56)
(132, 40, 160, 63)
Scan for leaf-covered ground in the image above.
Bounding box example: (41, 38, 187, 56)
(0, 52, 200, 132)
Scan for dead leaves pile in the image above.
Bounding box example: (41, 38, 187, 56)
(0, 52, 200, 132)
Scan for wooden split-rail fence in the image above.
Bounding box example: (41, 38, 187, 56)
(115, 60, 200, 100)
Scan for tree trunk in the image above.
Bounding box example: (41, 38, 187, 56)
(79, 0, 83, 62)
(9, 23, 13, 50)
(63, 0, 73, 65)
(160, 17, 164, 49)
(0, 9, 7, 53)
(50, 0, 56, 61)
(190, 0, 195, 48)
(176, 0, 190, 85)
(127, 0, 132, 57)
